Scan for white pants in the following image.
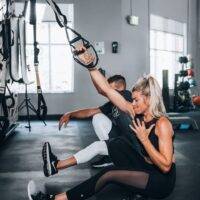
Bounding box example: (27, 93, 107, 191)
(74, 113, 112, 164)
(74, 141, 108, 164)
(92, 113, 112, 140)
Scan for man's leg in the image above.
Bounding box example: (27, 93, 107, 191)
(42, 141, 109, 177)
(73, 141, 108, 164)
(92, 113, 112, 140)
(92, 113, 121, 168)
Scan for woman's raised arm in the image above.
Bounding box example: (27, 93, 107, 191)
(89, 69, 134, 117)
(76, 47, 134, 117)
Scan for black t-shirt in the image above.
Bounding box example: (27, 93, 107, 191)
(99, 90, 144, 155)
(99, 90, 132, 122)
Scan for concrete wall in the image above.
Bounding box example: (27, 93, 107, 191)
(18, 0, 198, 115)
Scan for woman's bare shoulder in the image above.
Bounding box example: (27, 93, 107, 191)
(155, 116, 173, 136)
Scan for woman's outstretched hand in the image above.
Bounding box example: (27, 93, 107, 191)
(75, 45, 95, 66)
(129, 118, 155, 143)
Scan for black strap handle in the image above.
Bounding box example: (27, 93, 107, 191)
(37, 93, 48, 120)
(45, 0, 99, 69)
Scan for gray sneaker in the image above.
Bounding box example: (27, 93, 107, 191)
(28, 180, 54, 200)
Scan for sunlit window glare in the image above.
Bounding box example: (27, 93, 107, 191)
(150, 15, 186, 89)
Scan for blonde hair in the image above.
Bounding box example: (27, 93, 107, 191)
(132, 75, 166, 118)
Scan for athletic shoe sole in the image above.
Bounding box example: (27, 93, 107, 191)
(27, 180, 38, 200)
(92, 162, 114, 168)
(42, 142, 51, 177)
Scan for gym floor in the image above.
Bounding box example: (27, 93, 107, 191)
(0, 119, 200, 200)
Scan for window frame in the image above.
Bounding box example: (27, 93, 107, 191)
(149, 14, 187, 89)
(25, 21, 74, 94)
(13, 2, 74, 94)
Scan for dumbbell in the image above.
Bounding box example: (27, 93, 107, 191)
(188, 78, 196, 87)
(179, 69, 194, 77)
(179, 70, 188, 77)
(192, 96, 200, 106)
(187, 69, 194, 76)
(179, 56, 188, 64)
(178, 81, 190, 90)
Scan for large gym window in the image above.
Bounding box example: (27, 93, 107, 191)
(150, 15, 187, 89)
(14, 3, 74, 93)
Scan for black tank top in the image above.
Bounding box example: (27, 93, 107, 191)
(135, 115, 174, 158)
(134, 115, 159, 157)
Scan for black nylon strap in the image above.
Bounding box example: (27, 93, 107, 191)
(1, 20, 10, 60)
(29, 0, 47, 120)
(45, 0, 67, 27)
(45, 0, 99, 69)
(22, 0, 29, 17)
(30, 0, 36, 25)
(37, 93, 48, 120)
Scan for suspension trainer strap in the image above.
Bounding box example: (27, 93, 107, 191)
(30, 0, 36, 25)
(10, 16, 23, 82)
(18, 16, 32, 84)
(45, 0, 99, 69)
(0, 21, 9, 133)
(1, 20, 10, 61)
(29, 0, 47, 120)
(0, 21, 8, 103)
(10, 0, 24, 83)
(17, 0, 32, 85)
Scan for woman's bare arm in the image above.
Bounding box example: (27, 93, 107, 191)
(90, 74, 107, 96)
(89, 69, 134, 117)
(141, 117, 174, 173)
(76, 47, 134, 117)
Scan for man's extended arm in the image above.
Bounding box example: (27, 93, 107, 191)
(59, 107, 101, 130)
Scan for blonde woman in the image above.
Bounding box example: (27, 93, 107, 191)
(29, 53, 176, 200)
